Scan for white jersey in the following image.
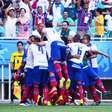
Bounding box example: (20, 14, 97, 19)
(45, 28, 63, 43)
(25, 45, 34, 69)
(88, 44, 98, 68)
(68, 42, 90, 64)
(30, 44, 48, 68)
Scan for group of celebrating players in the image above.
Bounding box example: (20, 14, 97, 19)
(10, 24, 111, 106)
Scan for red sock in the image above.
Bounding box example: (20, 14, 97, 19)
(21, 87, 29, 102)
(33, 84, 39, 104)
(29, 86, 33, 101)
(49, 72, 57, 88)
(61, 63, 69, 80)
(90, 86, 100, 103)
(43, 86, 49, 101)
(60, 88, 65, 96)
(76, 81, 84, 100)
(54, 63, 63, 79)
(96, 79, 106, 94)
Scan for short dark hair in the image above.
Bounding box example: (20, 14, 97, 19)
(83, 34, 91, 41)
(17, 41, 23, 46)
(96, 8, 102, 14)
(63, 21, 69, 26)
(74, 34, 81, 42)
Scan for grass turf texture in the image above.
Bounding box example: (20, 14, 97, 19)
(0, 104, 112, 112)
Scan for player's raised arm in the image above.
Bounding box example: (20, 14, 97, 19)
(90, 50, 110, 58)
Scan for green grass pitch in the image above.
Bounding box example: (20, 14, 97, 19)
(0, 103, 112, 112)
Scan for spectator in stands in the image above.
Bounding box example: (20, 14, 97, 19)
(105, 7, 112, 37)
(12, 0, 21, 18)
(32, 0, 49, 13)
(88, 0, 98, 18)
(52, 0, 64, 27)
(19, 0, 32, 19)
(57, 11, 75, 27)
(77, 1, 92, 36)
(60, 21, 76, 44)
(5, 6, 17, 38)
(66, 0, 77, 21)
(32, 6, 47, 30)
(17, 8, 30, 39)
(10, 41, 24, 103)
(61, 0, 72, 9)
(94, 8, 104, 37)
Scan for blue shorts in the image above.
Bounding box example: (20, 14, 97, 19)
(68, 61, 83, 89)
(83, 67, 99, 87)
(51, 41, 67, 61)
(25, 68, 33, 87)
(33, 66, 49, 86)
(40, 68, 49, 86)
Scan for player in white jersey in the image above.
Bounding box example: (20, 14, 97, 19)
(30, 35, 50, 105)
(20, 35, 35, 106)
(81, 34, 110, 104)
(67, 34, 89, 105)
(40, 28, 71, 104)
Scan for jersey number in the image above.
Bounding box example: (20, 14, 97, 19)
(38, 46, 43, 54)
(77, 47, 82, 56)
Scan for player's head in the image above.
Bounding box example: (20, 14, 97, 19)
(30, 35, 40, 43)
(67, 37, 74, 44)
(17, 41, 23, 51)
(37, 23, 44, 31)
(74, 34, 81, 42)
(82, 34, 91, 45)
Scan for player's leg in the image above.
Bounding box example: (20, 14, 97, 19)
(51, 41, 65, 88)
(89, 85, 100, 105)
(33, 66, 41, 106)
(74, 68, 84, 105)
(48, 59, 57, 96)
(20, 68, 33, 104)
(87, 67, 107, 95)
(41, 69, 49, 105)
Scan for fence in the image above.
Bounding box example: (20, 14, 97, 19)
(0, 64, 11, 102)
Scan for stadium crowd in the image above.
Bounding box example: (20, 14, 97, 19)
(0, 0, 112, 38)
(0, 0, 111, 106)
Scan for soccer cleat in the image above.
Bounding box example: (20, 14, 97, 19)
(65, 78, 71, 90)
(80, 99, 84, 106)
(47, 101, 52, 106)
(59, 77, 65, 88)
(56, 95, 63, 104)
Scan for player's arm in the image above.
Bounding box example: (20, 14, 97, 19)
(67, 52, 80, 59)
(36, 41, 47, 46)
(91, 50, 110, 58)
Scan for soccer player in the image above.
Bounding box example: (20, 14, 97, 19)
(29, 34, 49, 106)
(81, 34, 110, 100)
(20, 35, 35, 106)
(10, 41, 24, 102)
(44, 28, 71, 90)
(67, 34, 88, 105)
